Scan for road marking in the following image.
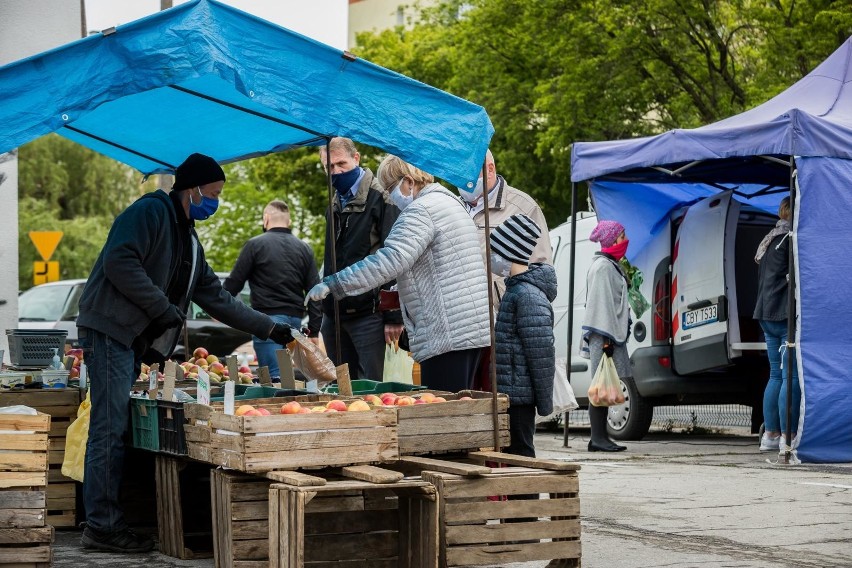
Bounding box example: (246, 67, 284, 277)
(798, 482, 852, 489)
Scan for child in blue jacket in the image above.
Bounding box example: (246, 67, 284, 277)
(493, 214, 557, 457)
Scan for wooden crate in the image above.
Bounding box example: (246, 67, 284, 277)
(193, 402, 398, 473)
(397, 391, 510, 455)
(211, 469, 272, 568)
(268, 468, 438, 568)
(0, 526, 54, 567)
(422, 452, 581, 567)
(0, 389, 81, 528)
(155, 455, 213, 559)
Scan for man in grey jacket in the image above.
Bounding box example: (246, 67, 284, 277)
(76, 154, 294, 553)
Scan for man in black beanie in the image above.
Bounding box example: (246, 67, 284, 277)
(76, 153, 295, 553)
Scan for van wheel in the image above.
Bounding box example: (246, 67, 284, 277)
(607, 376, 653, 441)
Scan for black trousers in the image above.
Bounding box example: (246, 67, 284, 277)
(506, 404, 537, 458)
(419, 347, 482, 393)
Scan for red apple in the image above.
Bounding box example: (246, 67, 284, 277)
(325, 400, 347, 412)
(239, 365, 252, 374)
(209, 362, 226, 374)
(395, 396, 416, 406)
(280, 401, 303, 414)
(347, 400, 371, 412)
(256, 408, 271, 416)
(193, 347, 209, 359)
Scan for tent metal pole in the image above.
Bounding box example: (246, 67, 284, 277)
(480, 158, 500, 451)
(783, 157, 797, 464)
(564, 181, 579, 447)
(324, 138, 342, 364)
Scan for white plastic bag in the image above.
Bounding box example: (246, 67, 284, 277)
(588, 354, 625, 406)
(536, 357, 579, 423)
(382, 345, 414, 383)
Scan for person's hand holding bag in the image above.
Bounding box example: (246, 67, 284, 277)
(152, 304, 185, 331)
(269, 322, 294, 345)
(305, 282, 330, 304)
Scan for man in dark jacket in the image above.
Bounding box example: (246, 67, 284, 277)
(318, 138, 403, 380)
(224, 199, 322, 376)
(492, 214, 557, 458)
(76, 154, 294, 553)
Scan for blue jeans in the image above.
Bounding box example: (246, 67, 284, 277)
(321, 312, 385, 381)
(253, 314, 303, 378)
(760, 319, 801, 434)
(80, 327, 139, 533)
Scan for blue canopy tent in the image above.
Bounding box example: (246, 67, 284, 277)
(570, 37, 852, 463)
(0, 0, 492, 189)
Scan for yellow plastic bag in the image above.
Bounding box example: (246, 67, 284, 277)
(61, 391, 91, 482)
(382, 345, 414, 383)
(587, 355, 625, 407)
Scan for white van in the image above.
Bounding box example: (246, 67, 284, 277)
(551, 191, 775, 439)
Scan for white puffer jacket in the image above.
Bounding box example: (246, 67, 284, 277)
(326, 183, 491, 362)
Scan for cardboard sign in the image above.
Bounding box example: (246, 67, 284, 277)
(197, 368, 211, 406)
(336, 364, 352, 397)
(277, 349, 295, 390)
(147, 363, 159, 400)
(162, 361, 177, 402)
(223, 380, 235, 416)
(79, 363, 87, 391)
(258, 366, 272, 385)
(226, 356, 240, 383)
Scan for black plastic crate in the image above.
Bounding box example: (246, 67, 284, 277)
(157, 400, 187, 456)
(6, 329, 67, 366)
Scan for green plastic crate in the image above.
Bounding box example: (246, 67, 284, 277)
(210, 384, 280, 401)
(130, 398, 159, 451)
(322, 379, 426, 395)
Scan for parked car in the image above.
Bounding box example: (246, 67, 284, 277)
(551, 192, 772, 440)
(16, 274, 252, 360)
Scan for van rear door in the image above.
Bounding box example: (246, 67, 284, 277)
(671, 191, 741, 374)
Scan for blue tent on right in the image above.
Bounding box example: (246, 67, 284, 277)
(571, 37, 852, 463)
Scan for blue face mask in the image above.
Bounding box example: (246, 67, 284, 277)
(331, 166, 361, 194)
(189, 187, 219, 221)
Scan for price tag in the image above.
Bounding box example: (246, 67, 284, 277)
(148, 369, 157, 392)
(223, 380, 235, 416)
(197, 368, 210, 406)
(79, 363, 87, 391)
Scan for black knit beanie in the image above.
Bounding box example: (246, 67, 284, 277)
(173, 153, 226, 191)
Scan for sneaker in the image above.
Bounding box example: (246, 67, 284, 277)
(759, 433, 780, 451)
(82, 526, 154, 553)
(779, 434, 800, 450)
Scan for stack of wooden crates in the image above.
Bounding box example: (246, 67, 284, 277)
(0, 389, 81, 528)
(0, 409, 54, 568)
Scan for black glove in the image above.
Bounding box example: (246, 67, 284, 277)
(603, 341, 614, 358)
(151, 305, 185, 331)
(269, 322, 294, 346)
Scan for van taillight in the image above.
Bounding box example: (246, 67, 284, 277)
(654, 277, 671, 341)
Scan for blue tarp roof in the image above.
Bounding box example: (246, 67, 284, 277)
(0, 0, 493, 188)
(571, 38, 852, 184)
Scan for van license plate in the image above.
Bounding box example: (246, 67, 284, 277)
(683, 305, 718, 330)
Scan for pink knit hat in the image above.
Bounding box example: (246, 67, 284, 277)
(589, 220, 625, 248)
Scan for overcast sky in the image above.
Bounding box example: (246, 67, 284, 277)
(84, 0, 348, 50)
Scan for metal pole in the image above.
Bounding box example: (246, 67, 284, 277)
(563, 182, 579, 447)
(783, 159, 797, 464)
(324, 139, 342, 364)
(481, 160, 500, 451)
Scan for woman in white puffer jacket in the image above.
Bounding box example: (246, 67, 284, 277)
(307, 155, 490, 392)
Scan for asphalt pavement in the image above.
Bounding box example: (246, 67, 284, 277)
(52, 426, 852, 568)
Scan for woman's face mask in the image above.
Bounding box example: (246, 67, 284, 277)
(189, 186, 219, 221)
(490, 251, 512, 278)
(390, 179, 414, 211)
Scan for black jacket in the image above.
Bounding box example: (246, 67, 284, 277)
(322, 168, 402, 323)
(224, 228, 322, 335)
(495, 264, 557, 416)
(77, 190, 274, 359)
(753, 233, 790, 321)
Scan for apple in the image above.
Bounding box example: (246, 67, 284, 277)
(235, 405, 256, 416)
(433, 397, 446, 403)
(364, 395, 384, 407)
(458, 396, 473, 401)
(323, 408, 339, 413)
(140, 363, 150, 375)
(419, 392, 436, 403)
(395, 396, 416, 406)
(239, 365, 252, 374)
(66, 348, 84, 359)
(69, 367, 80, 379)
(193, 347, 209, 359)
(347, 400, 371, 412)
(195, 358, 209, 368)
(325, 400, 347, 412)
(297, 407, 312, 414)
(414, 399, 427, 405)
(245, 409, 263, 416)
(280, 401, 303, 414)
(210, 362, 226, 374)
(380, 393, 398, 406)
(309, 406, 326, 413)
(207, 354, 219, 364)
